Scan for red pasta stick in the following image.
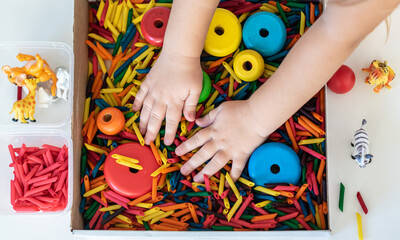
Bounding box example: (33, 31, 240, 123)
(357, 192, 368, 214)
(55, 170, 68, 192)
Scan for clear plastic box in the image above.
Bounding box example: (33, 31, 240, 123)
(0, 42, 74, 127)
(0, 130, 73, 215)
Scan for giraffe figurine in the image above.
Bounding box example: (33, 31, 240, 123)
(10, 78, 39, 123)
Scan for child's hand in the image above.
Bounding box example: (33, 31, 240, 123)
(132, 52, 203, 146)
(176, 100, 268, 183)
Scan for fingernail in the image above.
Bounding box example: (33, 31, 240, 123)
(175, 148, 181, 156)
(164, 139, 171, 146)
(180, 166, 187, 175)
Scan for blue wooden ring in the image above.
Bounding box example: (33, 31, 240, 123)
(242, 12, 287, 57)
(248, 142, 301, 186)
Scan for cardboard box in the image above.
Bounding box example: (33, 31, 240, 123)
(71, 0, 330, 237)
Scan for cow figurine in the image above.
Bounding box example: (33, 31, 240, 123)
(351, 119, 373, 168)
(362, 60, 395, 93)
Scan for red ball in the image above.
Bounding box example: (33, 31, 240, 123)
(327, 65, 356, 94)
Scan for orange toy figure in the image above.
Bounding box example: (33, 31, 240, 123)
(1, 54, 58, 96)
(10, 78, 39, 123)
(362, 60, 395, 93)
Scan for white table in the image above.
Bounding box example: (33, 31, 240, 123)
(0, 1, 399, 239)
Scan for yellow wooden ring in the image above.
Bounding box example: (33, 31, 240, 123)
(204, 8, 242, 57)
(233, 50, 265, 82)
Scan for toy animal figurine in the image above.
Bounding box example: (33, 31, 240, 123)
(10, 78, 39, 123)
(55, 66, 69, 101)
(362, 60, 395, 93)
(1, 53, 58, 96)
(351, 119, 373, 168)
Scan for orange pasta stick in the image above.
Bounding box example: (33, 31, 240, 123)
(159, 222, 186, 231)
(86, 118, 96, 144)
(159, 218, 189, 227)
(86, 40, 107, 59)
(188, 203, 199, 223)
(152, 224, 179, 231)
(285, 34, 300, 50)
(92, 70, 103, 92)
(216, 78, 230, 86)
(320, 88, 325, 114)
(118, 84, 134, 97)
(121, 47, 142, 61)
(268, 1, 291, 11)
(172, 208, 191, 218)
(82, 112, 95, 136)
(84, 175, 90, 199)
(234, 228, 252, 231)
(223, 165, 231, 172)
(311, 111, 324, 122)
(296, 131, 312, 137)
(158, 173, 167, 186)
(108, 228, 136, 231)
(128, 192, 151, 206)
(310, 3, 315, 24)
(109, 52, 125, 75)
(130, 0, 145, 3)
(160, 203, 188, 211)
(146, 195, 163, 203)
(101, 191, 107, 205)
(318, 204, 326, 229)
(150, 142, 162, 165)
(209, 54, 232, 69)
(87, 158, 95, 171)
(152, 177, 157, 201)
(298, 118, 319, 137)
(91, 180, 107, 189)
(317, 159, 325, 184)
(277, 191, 294, 198)
(90, 175, 105, 185)
(300, 116, 325, 136)
(251, 213, 278, 222)
(159, 166, 180, 174)
(295, 184, 309, 199)
(137, 73, 146, 80)
(96, 41, 113, 60)
(88, 125, 99, 145)
(180, 213, 193, 222)
(323, 201, 328, 214)
(285, 121, 299, 153)
(305, 214, 313, 221)
(112, 93, 122, 106)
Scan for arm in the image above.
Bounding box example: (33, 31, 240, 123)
(177, 0, 400, 183)
(249, 0, 400, 136)
(132, 0, 219, 146)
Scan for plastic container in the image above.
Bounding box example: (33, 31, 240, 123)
(0, 42, 74, 127)
(0, 130, 73, 215)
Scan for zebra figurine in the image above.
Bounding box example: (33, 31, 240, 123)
(351, 119, 373, 168)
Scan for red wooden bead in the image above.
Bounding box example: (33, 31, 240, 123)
(141, 7, 171, 47)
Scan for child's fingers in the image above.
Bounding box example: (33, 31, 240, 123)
(230, 155, 248, 183)
(193, 151, 229, 183)
(138, 96, 155, 135)
(175, 128, 212, 156)
(196, 107, 219, 128)
(180, 141, 216, 176)
(183, 90, 200, 122)
(144, 101, 167, 145)
(132, 84, 149, 112)
(164, 104, 183, 146)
